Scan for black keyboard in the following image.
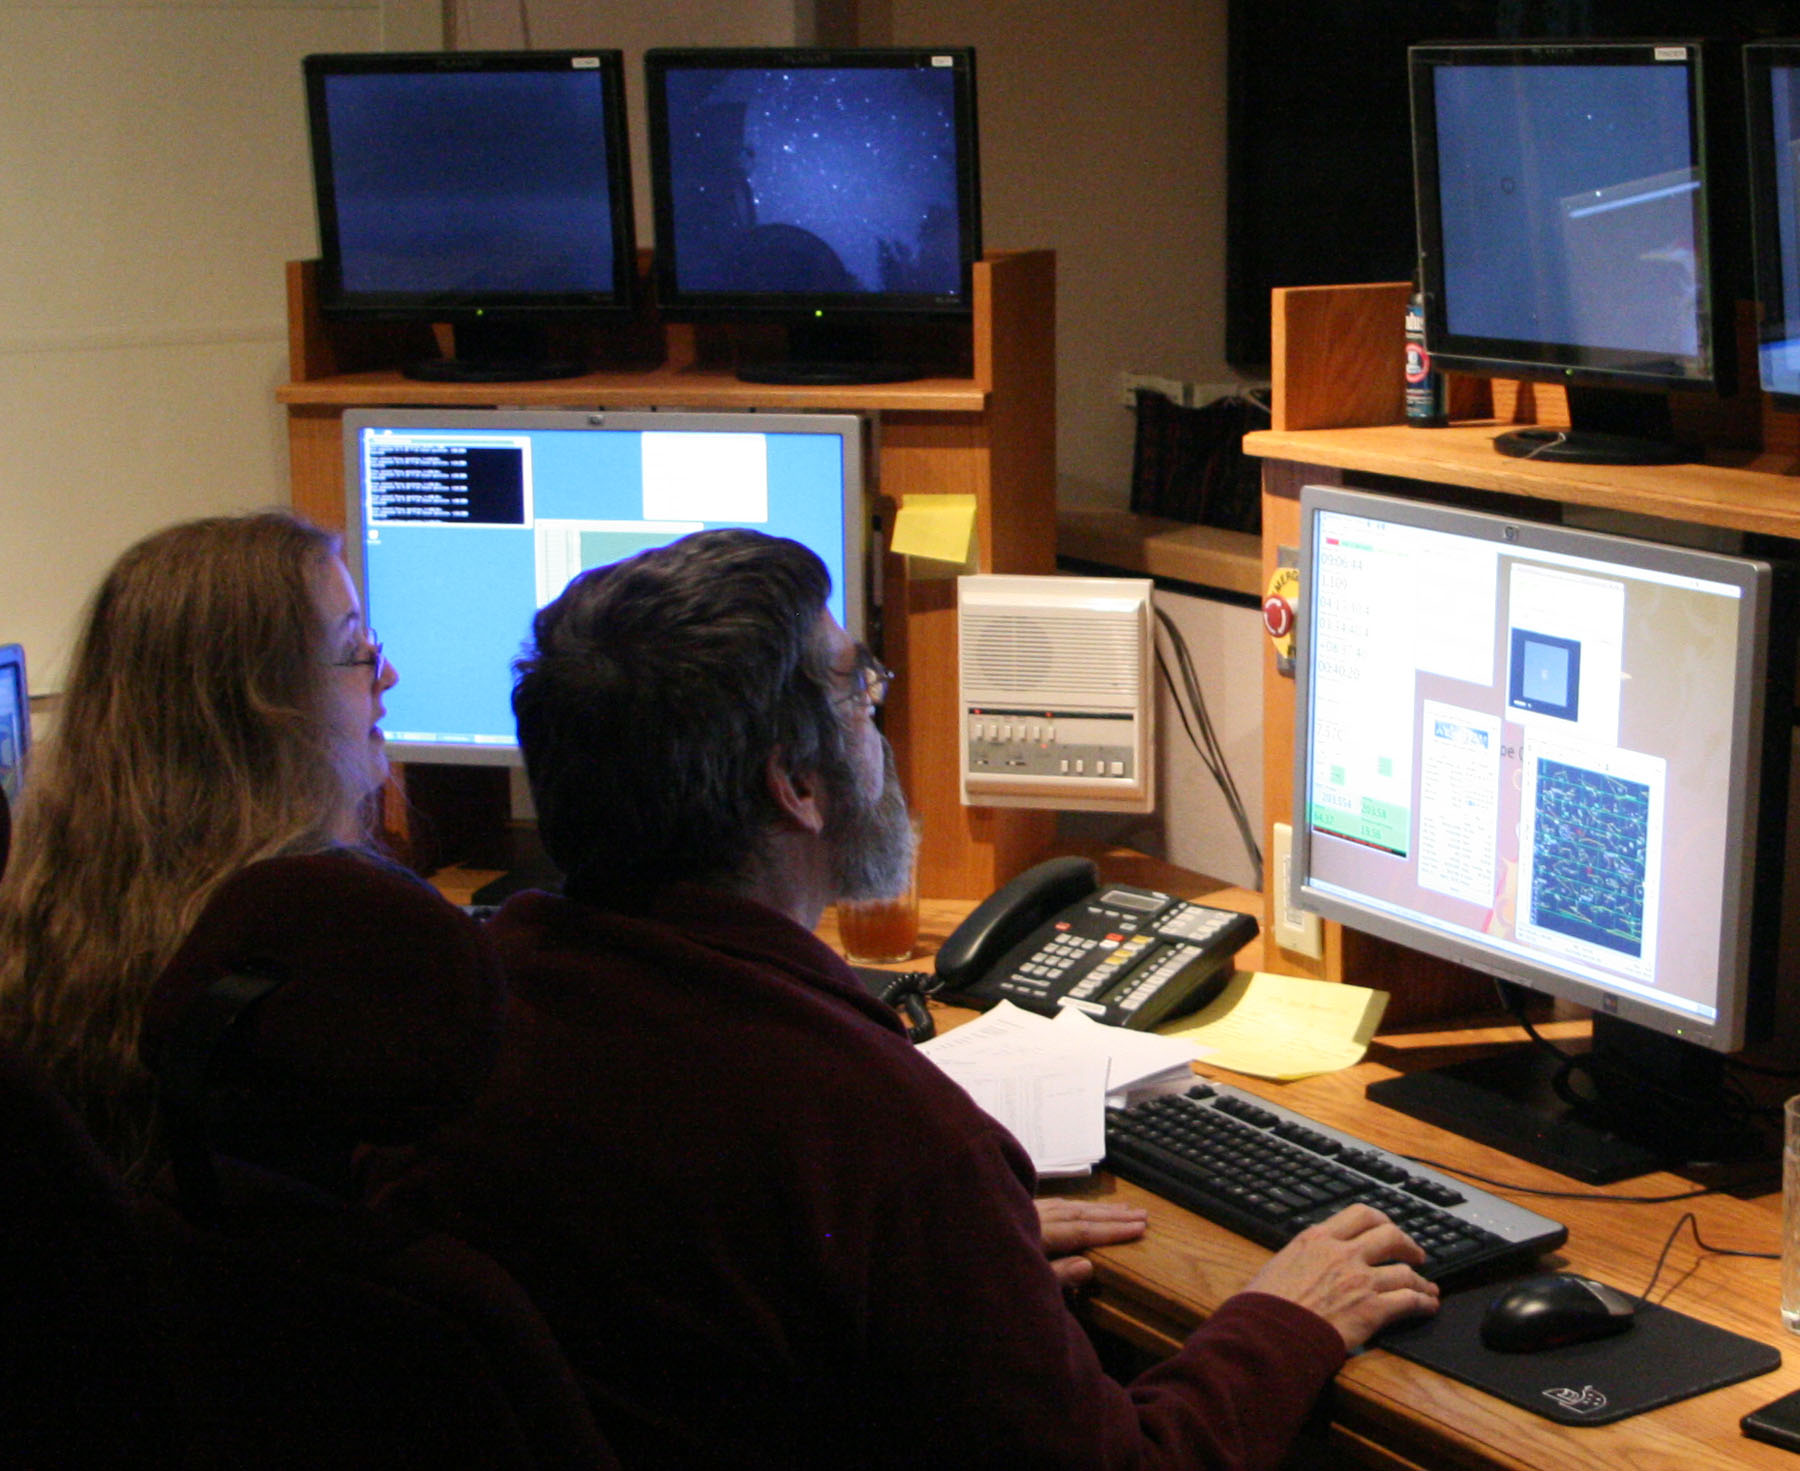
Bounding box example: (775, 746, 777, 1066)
(1105, 1083, 1567, 1283)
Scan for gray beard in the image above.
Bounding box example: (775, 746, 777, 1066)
(826, 736, 915, 902)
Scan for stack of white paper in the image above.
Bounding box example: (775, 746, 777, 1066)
(917, 1001, 1208, 1178)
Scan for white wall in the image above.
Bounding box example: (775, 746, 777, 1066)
(0, 0, 442, 692)
(880, 0, 1235, 508)
(1060, 588, 1264, 891)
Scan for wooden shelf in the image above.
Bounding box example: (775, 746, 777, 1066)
(1056, 506, 1260, 598)
(1247, 421, 1800, 540)
(277, 364, 988, 415)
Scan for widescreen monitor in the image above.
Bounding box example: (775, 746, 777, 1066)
(644, 47, 981, 384)
(304, 51, 637, 382)
(1292, 486, 1793, 1181)
(1410, 40, 1736, 463)
(343, 409, 866, 766)
(1746, 42, 1800, 410)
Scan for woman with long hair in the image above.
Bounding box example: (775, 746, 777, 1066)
(0, 511, 398, 1173)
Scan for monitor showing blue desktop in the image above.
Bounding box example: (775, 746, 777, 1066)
(343, 410, 866, 766)
(0, 643, 27, 811)
(1746, 42, 1800, 409)
(1292, 486, 1794, 1182)
(1410, 40, 1738, 463)
(304, 50, 638, 382)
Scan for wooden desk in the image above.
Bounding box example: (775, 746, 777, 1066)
(443, 851, 1794, 1467)
(839, 855, 1794, 1471)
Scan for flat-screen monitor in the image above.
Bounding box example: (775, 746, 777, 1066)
(643, 47, 981, 384)
(0, 643, 27, 810)
(304, 50, 637, 382)
(1746, 42, 1800, 411)
(1410, 40, 1736, 463)
(1292, 486, 1793, 1182)
(343, 409, 867, 766)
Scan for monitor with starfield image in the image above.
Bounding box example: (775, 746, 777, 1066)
(643, 47, 981, 385)
(342, 408, 866, 767)
(304, 50, 637, 383)
(1291, 486, 1795, 1183)
(1410, 40, 1739, 464)
(1746, 42, 1800, 412)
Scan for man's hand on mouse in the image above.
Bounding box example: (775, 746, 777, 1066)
(1241, 1203, 1441, 1351)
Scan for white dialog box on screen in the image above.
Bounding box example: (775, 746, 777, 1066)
(642, 432, 769, 523)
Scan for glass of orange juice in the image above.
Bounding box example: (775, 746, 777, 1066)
(837, 832, 920, 965)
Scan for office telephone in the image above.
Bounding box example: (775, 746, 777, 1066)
(932, 856, 1258, 1030)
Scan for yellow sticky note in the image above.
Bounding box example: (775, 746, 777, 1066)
(1157, 971, 1389, 1081)
(890, 494, 978, 577)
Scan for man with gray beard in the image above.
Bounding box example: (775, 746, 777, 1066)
(376, 529, 1434, 1470)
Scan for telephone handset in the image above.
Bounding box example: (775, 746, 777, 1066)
(934, 856, 1258, 1031)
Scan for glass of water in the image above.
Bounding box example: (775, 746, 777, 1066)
(1784, 1096, 1800, 1332)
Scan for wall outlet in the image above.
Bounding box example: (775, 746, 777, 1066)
(1271, 822, 1324, 959)
(1119, 370, 1189, 409)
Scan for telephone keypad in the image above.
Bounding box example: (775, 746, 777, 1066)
(943, 877, 1259, 1032)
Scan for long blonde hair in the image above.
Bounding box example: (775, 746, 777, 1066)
(0, 512, 375, 1171)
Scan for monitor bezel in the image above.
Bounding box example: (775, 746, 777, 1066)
(1290, 485, 1779, 1055)
(1745, 41, 1800, 413)
(1409, 38, 1732, 396)
(341, 407, 869, 767)
(642, 46, 982, 325)
(304, 50, 639, 325)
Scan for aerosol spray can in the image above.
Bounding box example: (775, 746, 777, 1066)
(1405, 288, 1447, 427)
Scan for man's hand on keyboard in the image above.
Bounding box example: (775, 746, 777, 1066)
(1034, 1198, 1150, 1288)
(1241, 1203, 1440, 1351)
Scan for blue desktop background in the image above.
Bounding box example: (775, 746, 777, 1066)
(360, 427, 853, 752)
(1434, 62, 1699, 359)
(325, 68, 620, 295)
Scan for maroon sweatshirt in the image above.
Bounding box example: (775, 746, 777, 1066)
(377, 885, 1346, 1469)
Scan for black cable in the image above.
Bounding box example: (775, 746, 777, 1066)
(1152, 607, 1263, 887)
(1398, 1152, 1717, 1205)
(1496, 980, 1764, 1141)
(1636, 1211, 1776, 1307)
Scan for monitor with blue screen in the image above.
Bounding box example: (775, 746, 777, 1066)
(0, 643, 27, 810)
(1746, 42, 1800, 409)
(343, 409, 866, 766)
(1410, 40, 1738, 463)
(304, 50, 638, 382)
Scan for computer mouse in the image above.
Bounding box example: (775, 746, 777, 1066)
(1479, 1273, 1637, 1353)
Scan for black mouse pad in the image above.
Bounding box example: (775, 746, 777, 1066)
(1372, 1283, 1781, 1426)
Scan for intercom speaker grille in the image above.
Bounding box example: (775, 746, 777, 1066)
(961, 609, 1144, 706)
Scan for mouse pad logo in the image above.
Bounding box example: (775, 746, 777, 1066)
(1543, 1385, 1608, 1414)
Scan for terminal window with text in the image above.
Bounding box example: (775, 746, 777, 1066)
(345, 410, 865, 764)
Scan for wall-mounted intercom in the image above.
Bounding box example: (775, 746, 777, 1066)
(957, 574, 1154, 812)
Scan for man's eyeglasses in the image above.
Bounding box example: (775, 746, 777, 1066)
(329, 629, 385, 682)
(839, 644, 895, 711)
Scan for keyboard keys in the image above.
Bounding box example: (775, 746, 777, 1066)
(1104, 1086, 1566, 1283)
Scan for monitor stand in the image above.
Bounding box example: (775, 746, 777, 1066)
(1493, 384, 1692, 466)
(1365, 1015, 1769, 1185)
(404, 321, 589, 384)
(736, 321, 921, 386)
